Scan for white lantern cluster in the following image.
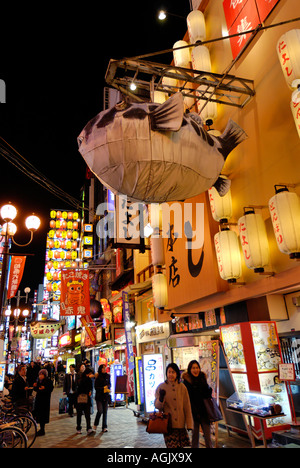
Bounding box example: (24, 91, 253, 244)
(276, 29, 300, 138)
(150, 204, 168, 308)
(170, 9, 217, 124)
(210, 178, 242, 283)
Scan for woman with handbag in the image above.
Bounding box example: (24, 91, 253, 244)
(182, 360, 213, 448)
(76, 368, 94, 435)
(93, 364, 111, 433)
(154, 363, 194, 448)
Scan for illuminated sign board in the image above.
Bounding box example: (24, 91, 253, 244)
(143, 354, 164, 413)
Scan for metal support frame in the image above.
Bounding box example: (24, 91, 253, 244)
(105, 58, 255, 109)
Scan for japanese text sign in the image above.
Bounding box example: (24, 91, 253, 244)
(60, 269, 90, 316)
(7, 256, 26, 299)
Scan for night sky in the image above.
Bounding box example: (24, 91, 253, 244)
(0, 1, 191, 296)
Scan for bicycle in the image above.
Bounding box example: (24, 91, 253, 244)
(0, 396, 37, 447)
(0, 422, 28, 448)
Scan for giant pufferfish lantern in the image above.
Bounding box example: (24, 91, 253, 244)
(78, 93, 247, 203)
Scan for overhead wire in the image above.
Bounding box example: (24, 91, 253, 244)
(0, 136, 90, 213)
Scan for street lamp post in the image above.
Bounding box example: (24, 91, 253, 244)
(0, 203, 40, 319)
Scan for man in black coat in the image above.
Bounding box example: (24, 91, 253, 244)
(11, 364, 30, 408)
(63, 364, 77, 417)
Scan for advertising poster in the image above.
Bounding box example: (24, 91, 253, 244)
(259, 372, 292, 427)
(221, 324, 247, 372)
(250, 322, 281, 372)
(60, 269, 90, 316)
(143, 354, 164, 413)
(199, 340, 219, 399)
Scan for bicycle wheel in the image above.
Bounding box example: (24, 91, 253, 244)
(0, 426, 28, 448)
(10, 415, 37, 448)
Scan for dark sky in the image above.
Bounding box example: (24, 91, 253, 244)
(0, 1, 191, 296)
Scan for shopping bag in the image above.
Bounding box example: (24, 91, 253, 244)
(203, 397, 223, 422)
(146, 411, 171, 434)
(59, 397, 69, 414)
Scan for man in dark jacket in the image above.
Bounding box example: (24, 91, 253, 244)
(63, 364, 77, 417)
(11, 364, 30, 408)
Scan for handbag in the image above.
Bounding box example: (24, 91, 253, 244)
(204, 397, 223, 422)
(146, 411, 171, 434)
(77, 393, 88, 404)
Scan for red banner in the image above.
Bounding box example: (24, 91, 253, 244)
(60, 269, 90, 316)
(80, 315, 97, 346)
(7, 256, 26, 299)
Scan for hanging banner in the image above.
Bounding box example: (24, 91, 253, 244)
(7, 256, 26, 299)
(80, 315, 97, 346)
(60, 269, 90, 316)
(122, 291, 135, 371)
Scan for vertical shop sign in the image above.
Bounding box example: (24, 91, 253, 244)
(60, 269, 90, 316)
(143, 354, 164, 413)
(122, 291, 135, 371)
(7, 256, 26, 299)
(80, 315, 97, 346)
(199, 341, 220, 400)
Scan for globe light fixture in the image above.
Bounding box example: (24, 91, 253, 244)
(25, 214, 41, 232)
(0, 203, 17, 222)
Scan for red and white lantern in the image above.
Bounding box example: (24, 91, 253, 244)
(277, 29, 300, 89)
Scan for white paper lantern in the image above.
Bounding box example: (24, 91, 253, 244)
(208, 177, 232, 222)
(173, 40, 191, 68)
(196, 85, 218, 125)
(238, 209, 270, 272)
(269, 186, 300, 258)
(291, 96, 300, 138)
(152, 273, 168, 308)
(277, 29, 300, 89)
(151, 235, 165, 266)
(187, 10, 206, 44)
(191, 45, 211, 73)
(214, 229, 242, 283)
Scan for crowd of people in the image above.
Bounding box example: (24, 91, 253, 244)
(3, 359, 111, 438)
(3, 358, 215, 448)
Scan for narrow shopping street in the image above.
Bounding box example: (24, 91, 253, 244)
(32, 386, 252, 449)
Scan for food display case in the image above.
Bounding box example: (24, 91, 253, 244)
(227, 391, 282, 417)
(220, 321, 293, 440)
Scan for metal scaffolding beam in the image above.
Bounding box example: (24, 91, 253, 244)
(105, 58, 255, 109)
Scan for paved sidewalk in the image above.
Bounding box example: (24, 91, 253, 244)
(32, 386, 251, 449)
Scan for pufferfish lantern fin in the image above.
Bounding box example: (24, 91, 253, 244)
(150, 93, 184, 132)
(213, 176, 231, 197)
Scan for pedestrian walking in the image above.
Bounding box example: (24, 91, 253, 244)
(154, 363, 193, 448)
(63, 364, 77, 417)
(33, 369, 54, 436)
(76, 368, 94, 435)
(93, 364, 111, 433)
(182, 360, 213, 448)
